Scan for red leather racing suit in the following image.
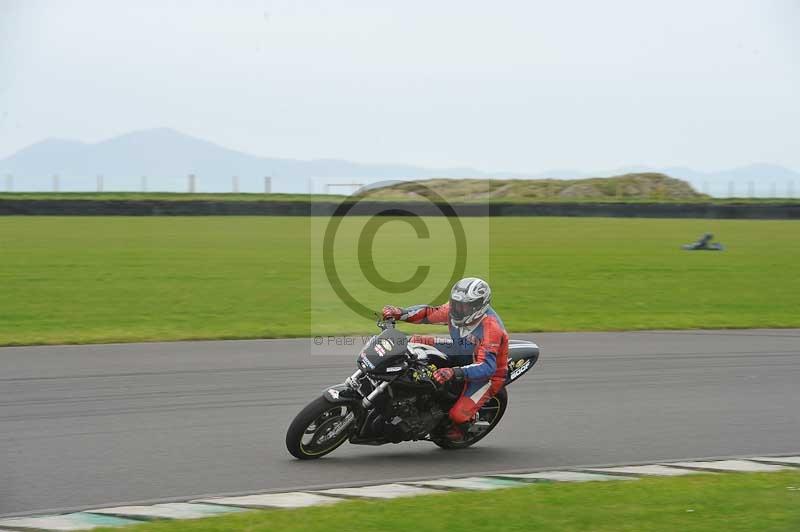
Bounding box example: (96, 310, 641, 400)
(401, 303, 509, 424)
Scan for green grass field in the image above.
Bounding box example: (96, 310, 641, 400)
(91, 471, 800, 532)
(0, 216, 798, 346)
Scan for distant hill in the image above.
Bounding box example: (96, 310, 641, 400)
(358, 174, 707, 202)
(0, 128, 530, 193)
(1, 128, 797, 196)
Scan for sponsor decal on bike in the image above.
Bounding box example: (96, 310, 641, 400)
(412, 364, 436, 382)
(380, 339, 394, 351)
(510, 359, 531, 380)
(319, 411, 355, 442)
(508, 358, 526, 370)
(374, 344, 386, 356)
(359, 352, 375, 369)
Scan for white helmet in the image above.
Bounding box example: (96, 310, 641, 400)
(449, 277, 491, 329)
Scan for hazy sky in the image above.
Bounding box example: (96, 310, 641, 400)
(1, 0, 798, 172)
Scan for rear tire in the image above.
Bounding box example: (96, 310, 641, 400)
(434, 388, 508, 450)
(286, 396, 355, 459)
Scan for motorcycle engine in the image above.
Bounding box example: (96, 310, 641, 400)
(382, 395, 444, 443)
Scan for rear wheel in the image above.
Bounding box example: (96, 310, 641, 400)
(433, 388, 508, 450)
(286, 396, 356, 459)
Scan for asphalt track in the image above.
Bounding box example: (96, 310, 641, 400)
(2, 329, 799, 517)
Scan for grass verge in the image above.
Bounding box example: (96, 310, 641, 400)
(91, 471, 800, 532)
(1, 216, 798, 345)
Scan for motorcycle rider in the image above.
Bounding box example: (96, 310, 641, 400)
(382, 277, 508, 441)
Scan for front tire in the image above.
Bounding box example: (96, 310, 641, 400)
(286, 396, 355, 459)
(434, 388, 508, 450)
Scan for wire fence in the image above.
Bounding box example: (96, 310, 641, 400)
(0, 174, 798, 199)
(0, 175, 309, 195)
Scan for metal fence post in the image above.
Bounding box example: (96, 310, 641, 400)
(264, 176, 272, 194)
(232, 176, 239, 193)
(53, 174, 60, 192)
(188, 174, 196, 193)
(97, 174, 104, 192)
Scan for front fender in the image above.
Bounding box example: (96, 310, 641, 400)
(322, 384, 361, 404)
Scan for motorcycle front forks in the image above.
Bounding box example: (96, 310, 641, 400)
(344, 368, 391, 409)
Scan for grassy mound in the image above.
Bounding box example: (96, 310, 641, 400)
(359, 173, 707, 202)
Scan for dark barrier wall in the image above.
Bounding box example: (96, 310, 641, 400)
(1, 199, 799, 219)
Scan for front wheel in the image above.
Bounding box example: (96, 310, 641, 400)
(434, 388, 508, 450)
(286, 396, 356, 459)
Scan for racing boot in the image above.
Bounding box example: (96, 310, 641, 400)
(445, 424, 466, 442)
(445, 413, 480, 442)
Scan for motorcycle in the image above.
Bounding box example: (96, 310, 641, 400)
(286, 318, 540, 459)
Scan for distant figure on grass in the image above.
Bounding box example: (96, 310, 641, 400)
(682, 232, 725, 251)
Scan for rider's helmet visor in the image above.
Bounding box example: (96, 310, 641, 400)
(450, 300, 476, 324)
